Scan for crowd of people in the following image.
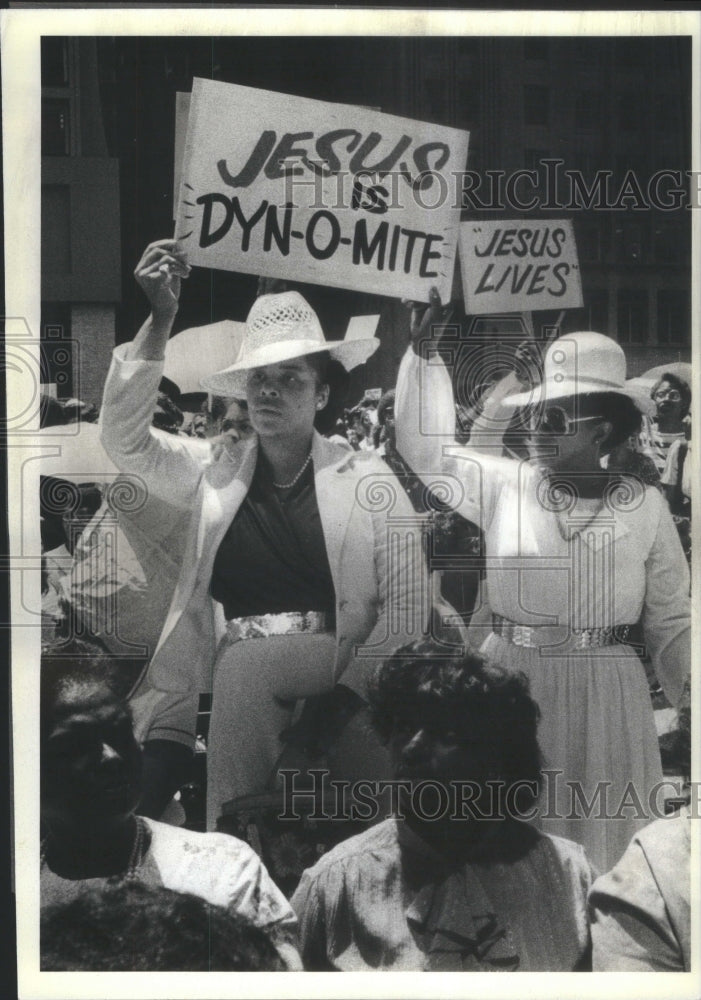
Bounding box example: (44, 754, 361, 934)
(38, 238, 692, 973)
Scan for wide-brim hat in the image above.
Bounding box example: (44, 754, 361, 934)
(200, 291, 379, 396)
(504, 332, 656, 417)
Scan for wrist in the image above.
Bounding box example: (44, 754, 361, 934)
(151, 304, 177, 331)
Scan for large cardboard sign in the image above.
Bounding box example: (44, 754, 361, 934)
(459, 219, 583, 314)
(174, 78, 469, 301)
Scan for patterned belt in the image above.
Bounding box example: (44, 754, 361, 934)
(225, 611, 333, 642)
(491, 613, 633, 650)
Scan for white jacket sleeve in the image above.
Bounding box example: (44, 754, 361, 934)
(336, 465, 430, 697)
(395, 345, 456, 474)
(99, 344, 205, 510)
(394, 345, 511, 530)
(641, 493, 691, 708)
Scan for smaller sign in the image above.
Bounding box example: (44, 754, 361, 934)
(459, 220, 582, 314)
(173, 92, 191, 219)
(345, 315, 380, 342)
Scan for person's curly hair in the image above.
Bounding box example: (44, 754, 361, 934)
(41, 882, 286, 971)
(40, 637, 139, 744)
(367, 640, 543, 805)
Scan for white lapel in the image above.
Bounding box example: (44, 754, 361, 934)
(155, 436, 259, 654)
(312, 433, 359, 587)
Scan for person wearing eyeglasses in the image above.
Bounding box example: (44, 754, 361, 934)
(394, 291, 690, 874)
(644, 373, 691, 476)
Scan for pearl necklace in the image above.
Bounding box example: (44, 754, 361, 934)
(272, 450, 312, 490)
(40, 816, 147, 882)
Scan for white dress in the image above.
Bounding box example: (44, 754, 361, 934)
(395, 347, 690, 873)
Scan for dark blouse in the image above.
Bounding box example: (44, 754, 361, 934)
(210, 459, 336, 619)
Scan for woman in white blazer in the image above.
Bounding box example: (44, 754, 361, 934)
(100, 240, 430, 829)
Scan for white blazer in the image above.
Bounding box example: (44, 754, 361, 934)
(99, 346, 430, 700)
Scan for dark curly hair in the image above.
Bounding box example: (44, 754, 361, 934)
(367, 640, 543, 808)
(40, 637, 135, 745)
(41, 882, 286, 971)
(305, 352, 351, 435)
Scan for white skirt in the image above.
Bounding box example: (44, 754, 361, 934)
(481, 632, 664, 873)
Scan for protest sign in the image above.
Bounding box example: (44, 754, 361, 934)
(173, 91, 191, 217)
(174, 78, 469, 301)
(459, 219, 582, 314)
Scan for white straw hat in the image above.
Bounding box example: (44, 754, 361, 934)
(504, 332, 656, 417)
(200, 291, 379, 396)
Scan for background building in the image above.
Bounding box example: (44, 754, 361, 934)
(41, 35, 692, 405)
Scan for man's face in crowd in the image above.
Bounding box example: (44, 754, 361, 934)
(42, 680, 143, 829)
(388, 703, 501, 822)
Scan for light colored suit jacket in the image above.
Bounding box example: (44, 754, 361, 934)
(100, 346, 430, 701)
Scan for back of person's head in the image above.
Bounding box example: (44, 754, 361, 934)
(367, 640, 542, 796)
(40, 882, 286, 971)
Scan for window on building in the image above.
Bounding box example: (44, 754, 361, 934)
(42, 98, 71, 156)
(523, 148, 548, 172)
(617, 94, 642, 133)
(523, 85, 549, 126)
(657, 290, 689, 345)
(653, 93, 682, 134)
(565, 291, 609, 335)
(424, 77, 448, 121)
(522, 149, 548, 199)
(615, 39, 646, 69)
(654, 223, 688, 265)
(575, 222, 601, 263)
(617, 289, 648, 344)
(523, 38, 549, 61)
(575, 91, 603, 132)
(41, 37, 69, 86)
(587, 290, 609, 333)
(41, 185, 72, 275)
(614, 222, 644, 263)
